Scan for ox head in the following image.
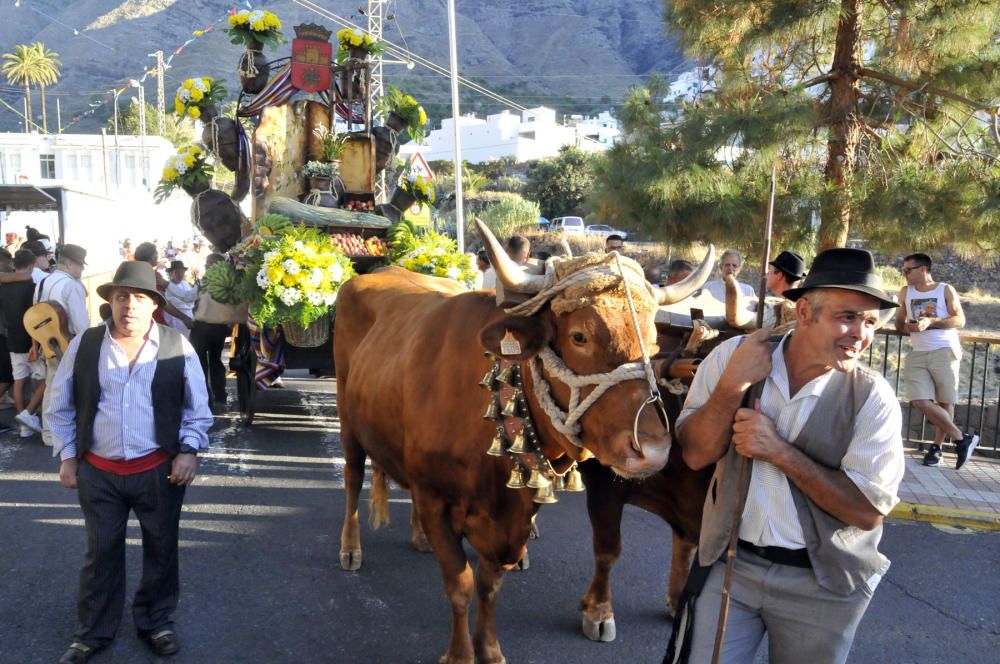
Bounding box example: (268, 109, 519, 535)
(475, 218, 714, 480)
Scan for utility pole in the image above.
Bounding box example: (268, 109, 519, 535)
(112, 90, 121, 189)
(447, 0, 464, 251)
(138, 84, 147, 187)
(22, 97, 29, 133)
(368, 0, 388, 202)
(56, 98, 62, 133)
(153, 50, 166, 136)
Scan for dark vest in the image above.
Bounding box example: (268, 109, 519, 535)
(698, 360, 889, 596)
(72, 324, 186, 457)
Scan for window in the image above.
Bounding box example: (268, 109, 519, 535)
(39, 153, 55, 179)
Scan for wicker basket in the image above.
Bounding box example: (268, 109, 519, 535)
(281, 313, 331, 348)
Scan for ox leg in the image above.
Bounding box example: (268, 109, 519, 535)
(418, 496, 475, 664)
(579, 491, 625, 642)
(472, 558, 506, 664)
(339, 432, 366, 571)
(666, 532, 698, 616)
(410, 500, 433, 553)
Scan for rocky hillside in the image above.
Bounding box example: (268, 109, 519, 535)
(0, 0, 685, 132)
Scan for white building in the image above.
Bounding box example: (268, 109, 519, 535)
(0, 132, 201, 273)
(401, 106, 620, 164)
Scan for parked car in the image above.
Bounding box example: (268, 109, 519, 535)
(537, 216, 551, 231)
(551, 216, 585, 235)
(585, 224, 628, 240)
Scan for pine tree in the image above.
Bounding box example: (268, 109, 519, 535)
(593, 1, 1000, 255)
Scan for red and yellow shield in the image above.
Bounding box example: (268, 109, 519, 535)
(291, 38, 332, 93)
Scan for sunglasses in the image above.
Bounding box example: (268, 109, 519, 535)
(902, 266, 921, 274)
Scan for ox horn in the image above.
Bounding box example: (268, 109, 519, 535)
(475, 217, 548, 294)
(724, 274, 757, 329)
(656, 245, 716, 305)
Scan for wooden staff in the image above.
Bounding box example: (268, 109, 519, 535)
(711, 163, 777, 664)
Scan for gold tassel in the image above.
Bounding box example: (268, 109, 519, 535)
(508, 430, 528, 454)
(486, 430, 506, 456)
(533, 483, 558, 504)
(564, 467, 585, 492)
(505, 466, 525, 489)
(526, 469, 550, 489)
(482, 398, 500, 420)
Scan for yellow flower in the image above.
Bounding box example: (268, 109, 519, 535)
(183, 79, 194, 89)
(162, 167, 178, 181)
(188, 106, 201, 119)
(183, 155, 195, 167)
(190, 88, 204, 102)
(251, 19, 265, 31)
(418, 107, 427, 126)
(350, 34, 363, 47)
(174, 100, 184, 115)
(267, 266, 284, 283)
(404, 95, 417, 106)
(190, 146, 202, 156)
(282, 274, 297, 287)
(227, 15, 238, 27)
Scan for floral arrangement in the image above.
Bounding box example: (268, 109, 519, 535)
(376, 85, 428, 142)
(154, 145, 213, 203)
(241, 224, 356, 327)
(225, 8, 285, 49)
(313, 124, 349, 161)
(303, 160, 338, 179)
(335, 28, 386, 63)
(173, 77, 227, 119)
(389, 224, 477, 289)
(399, 171, 436, 207)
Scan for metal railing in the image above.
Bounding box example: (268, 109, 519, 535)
(865, 330, 999, 456)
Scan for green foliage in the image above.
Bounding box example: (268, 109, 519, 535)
(524, 146, 597, 218)
(375, 85, 428, 142)
(476, 193, 540, 240)
(484, 176, 524, 194)
(313, 124, 348, 161)
(593, 1, 1000, 254)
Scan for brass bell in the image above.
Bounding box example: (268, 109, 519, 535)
(533, 483, 559, 504)
(564, 467, 585, 492)
(506, 466, 526, 489)
(501, 395, 520, 418)
(486, 431, 506, 456)
(483, 397, 500, 420)
(552, 474, 566, 492)
(495, 365, 515, 385)
(479, 369, 496, 390)
(508, 430, 529, 455)
(526, 469, 550, 489)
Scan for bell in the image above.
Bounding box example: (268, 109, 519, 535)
(505, 466, 526, 489)
(526, 469, 550, 489)
(508, 430, 529, 455)
(501, 395, 520, 418)
(486, 431, 506, 456)
(479, 369, 496, 390)
(495, 365, 515, 385)
(533, 483, 559, 504)
(483, 398, 500, 420)
(552, 474, 566, 492)
(564, 467, 585, 492)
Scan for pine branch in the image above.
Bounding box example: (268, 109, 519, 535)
(856, 66, 994, 112)
(801, 72, 834, 88)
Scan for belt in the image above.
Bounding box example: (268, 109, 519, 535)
(738, 540, 811, 569)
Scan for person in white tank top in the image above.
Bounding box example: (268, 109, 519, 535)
(895, 253, 979, 469)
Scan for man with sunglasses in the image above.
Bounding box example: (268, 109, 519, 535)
(895, 253, 978, 469)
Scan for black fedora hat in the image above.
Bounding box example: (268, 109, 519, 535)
(58, 244, 87, 266)
(783, 248, 898, 310)
(769, 250, 806, 282)
(96, 261, 165, 306)
(168, 260, 187, 272)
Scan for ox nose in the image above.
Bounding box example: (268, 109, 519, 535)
(609, 430, 671, 479)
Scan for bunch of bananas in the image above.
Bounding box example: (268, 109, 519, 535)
(255, 213, 294, 236)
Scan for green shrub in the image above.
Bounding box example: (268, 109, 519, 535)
(485, 176, 524, 194)
(476, 193, 540, 240)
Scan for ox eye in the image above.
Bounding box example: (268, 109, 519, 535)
(571, 332, 587, 344)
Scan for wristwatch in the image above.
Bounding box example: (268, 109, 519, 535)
(179, 444, 199, 456)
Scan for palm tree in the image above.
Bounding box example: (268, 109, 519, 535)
(1, 43, 61, 132)
(30, 43, 61, 133)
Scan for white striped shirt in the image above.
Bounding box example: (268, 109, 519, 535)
(677, 333, 904, 549)
(48, 322, 213, 461)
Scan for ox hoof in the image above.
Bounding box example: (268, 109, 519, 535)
(412, 533, 433, 553)
(515, 551, 529, 571)
(582, 615, 616, 642)
(340, 549, 362, 571)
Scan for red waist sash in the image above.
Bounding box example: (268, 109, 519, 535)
(84, 449, 171, 475)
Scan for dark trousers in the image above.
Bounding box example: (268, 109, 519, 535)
(189, 321, 230, 404)
(75, 458, 186, 648)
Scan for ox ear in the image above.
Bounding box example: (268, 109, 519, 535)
(479, 315, 551, 361)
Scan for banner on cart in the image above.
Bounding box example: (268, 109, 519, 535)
(291, 38, 332, 93)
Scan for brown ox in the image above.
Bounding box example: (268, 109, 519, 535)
(333, 219, 713, 663)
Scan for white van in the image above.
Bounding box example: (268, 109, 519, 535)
(551, 216, 585, 235)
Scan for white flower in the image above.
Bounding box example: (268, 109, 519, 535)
(353, 29, 364, 38)
(263, 250, 277, 262)
(310, 268, 324, 286)
(324, 292, 337, 306)
(280, 287, 301, 305)
(445, 266, 461, 280)
(307, 291, 324, 305)
(192, 78, 207, 93)
(237, 9, 250, 19)
(250, 10, 264, 23)
(301, 244, 316, 257)
(328, 262, 343, 282)
(256, 268, 269, 287)
(282, 259, 300, 274)
(177, 88, 191, 102)
(293, 240, 305, 250)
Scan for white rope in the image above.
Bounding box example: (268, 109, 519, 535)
(238, 48, 261, 78)
(505, 261, 634, 317)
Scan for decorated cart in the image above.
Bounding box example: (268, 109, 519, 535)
(158, 12, 439, 424)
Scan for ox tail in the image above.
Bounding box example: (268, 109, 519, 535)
(368, 465, 391, 530)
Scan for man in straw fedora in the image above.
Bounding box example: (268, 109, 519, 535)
(46, 261, 212, 663)
(667, 248, 905, 664)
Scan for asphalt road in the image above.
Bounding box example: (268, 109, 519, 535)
(1, 376, 998, 664)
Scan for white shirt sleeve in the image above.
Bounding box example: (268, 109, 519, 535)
(841, 376, 905, 514)
(675, 335, 742, 433)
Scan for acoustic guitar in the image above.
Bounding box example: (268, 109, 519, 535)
(23, 301, 71, 360)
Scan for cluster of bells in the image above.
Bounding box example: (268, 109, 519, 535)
(480, 353, 585, 504)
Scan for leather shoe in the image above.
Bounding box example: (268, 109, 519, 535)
(58, 642, 97, 664)
(145, 629, 181, 657)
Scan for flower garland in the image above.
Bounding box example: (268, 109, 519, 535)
(241, 224, 356, 328)
(399, 172, 436, 207)
(173, 77, 227, 119)
(154, 145, 213, 203)
(225, 9, 285, 49)
(335, 28, 387, 63)
(394, 230, 478, 289)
